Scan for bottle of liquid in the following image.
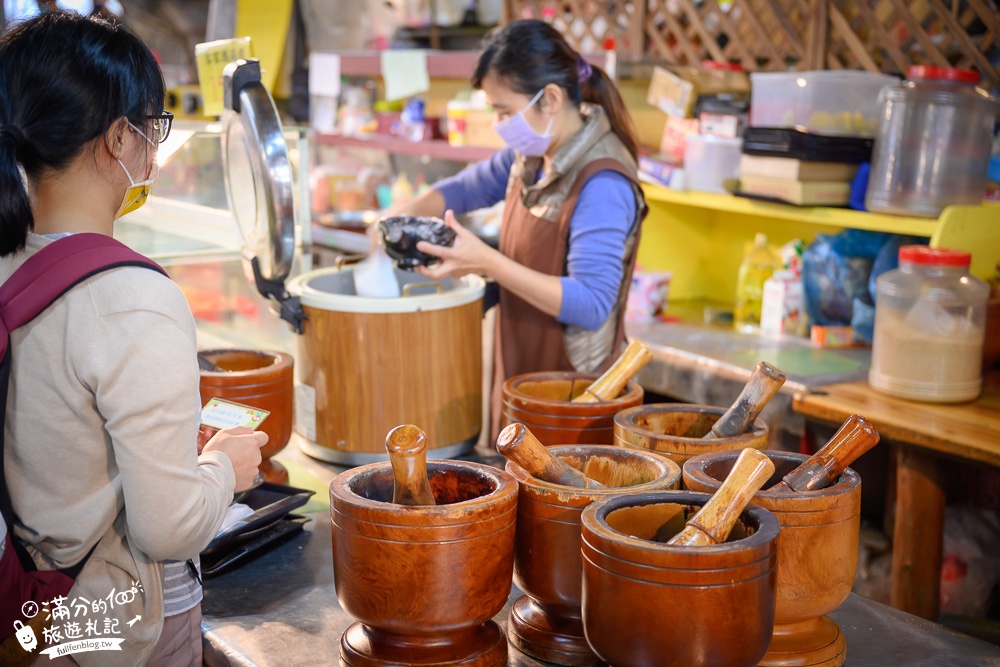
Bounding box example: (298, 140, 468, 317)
(734, 233, 780, 331)
(389, 173, 414, 207)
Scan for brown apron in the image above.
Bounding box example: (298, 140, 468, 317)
(489, 158, 644, 441)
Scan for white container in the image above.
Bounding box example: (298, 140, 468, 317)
(760, 271, 805, 336)
(684, 135, 742, 194)
(749, 71, 899, 137)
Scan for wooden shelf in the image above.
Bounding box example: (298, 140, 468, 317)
(641, 185, 940, 237)
(314, 133, 494, 163)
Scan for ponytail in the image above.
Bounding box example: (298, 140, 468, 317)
(582, 65, 638, 161)
(473, 20, 639, 160)
(0, 128, 32, 257)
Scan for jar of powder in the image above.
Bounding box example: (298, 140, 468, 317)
(870, 246, 989, 403)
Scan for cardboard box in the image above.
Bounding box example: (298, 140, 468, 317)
(465, 108, 505, 150)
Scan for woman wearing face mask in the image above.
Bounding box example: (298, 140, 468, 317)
(0, 14, 265, 666)
(393, 19, 646, 439)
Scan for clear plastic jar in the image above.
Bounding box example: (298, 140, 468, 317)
(870, 246, 989, 403)
(866, 67, 999, 218)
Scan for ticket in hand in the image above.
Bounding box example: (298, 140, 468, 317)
(200, 398, 270, 431)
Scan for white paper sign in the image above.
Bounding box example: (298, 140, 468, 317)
(380, 50, 430, 101)
(309, 52, 342, 97)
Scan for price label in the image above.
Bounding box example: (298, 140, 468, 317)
(200, 398, 270, 431)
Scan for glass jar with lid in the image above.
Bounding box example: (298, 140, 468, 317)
(869, 246, 989, 402)
(866, 66, 999, 218)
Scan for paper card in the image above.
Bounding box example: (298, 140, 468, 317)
(201, 398, 270, 431)
(380, 50, 430, 102)
(195, 37, 253, 117)
(647, 66, 695, 119)
(309, 53, 342, 97)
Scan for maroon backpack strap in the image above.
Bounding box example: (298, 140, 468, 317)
(0, 233, 166, 358)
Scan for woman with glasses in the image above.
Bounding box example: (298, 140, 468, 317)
(0, 13, 264, 666)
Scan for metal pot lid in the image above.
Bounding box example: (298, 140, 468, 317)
(221, 59, 303, 332)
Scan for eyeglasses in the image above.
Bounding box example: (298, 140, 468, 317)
(146, 111, 174, 144)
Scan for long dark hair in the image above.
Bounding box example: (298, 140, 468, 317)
(0, 12, 165, 257)
(472, 19, 638, 161)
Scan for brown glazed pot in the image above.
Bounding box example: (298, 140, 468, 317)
(501, 372, 644, 446)
(199, 348, 294, 484)
(614, 403, 769, 470)
(330, 460, 518, 667)
(580, 491, 780, 667)
(505, 445, 682, 666)
(684, 451, 861, 667)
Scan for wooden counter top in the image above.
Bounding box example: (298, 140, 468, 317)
(793, 376, 1000, 468)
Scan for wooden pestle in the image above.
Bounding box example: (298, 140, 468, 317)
(770, 414, 880, 493)
(703, 362, 786, 439)
(666, 448, 775, 546)
(497, 423, 606, 490)
(572, 339, 653, 403)
(385, 424, 436, 506)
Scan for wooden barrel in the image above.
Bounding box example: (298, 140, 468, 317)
(330, 460, 517, 667)
(614, 403, 769, 468)
(580, 491, 780, 667)
(501, 372, 643, 446)
(505, 445, 680, 666)
(199, 348, 293, 484)
(685, 451, 861, 667)
(288, 268, 484, 465)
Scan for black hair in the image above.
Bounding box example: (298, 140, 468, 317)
(0, 12, 165, 257)
(472, 19, 638, 161)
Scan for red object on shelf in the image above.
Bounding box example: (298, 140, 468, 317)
(702, 60, 744, 72)
(898, 246, 972, 267)
(315, 133, 496, 163)
(907, 66, 979, 83)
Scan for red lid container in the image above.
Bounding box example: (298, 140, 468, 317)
(907, 66, 980, 84)
(898, 245, 972, 267)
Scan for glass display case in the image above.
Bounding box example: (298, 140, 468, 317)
(116, 121, 312, 353)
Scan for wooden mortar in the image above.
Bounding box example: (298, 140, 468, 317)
(501, 372, 644, 446)
(614, 403, 768, 469)
(684, 451, 862, 667)
(199, 348, 293, 484)
(580, 491, 780, 667)
(330, 459, 517, 667)
(505, 445, 681, 666)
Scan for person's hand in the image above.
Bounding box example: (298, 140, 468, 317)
(197, 424, 216, 455)
(415, 210, 496, 281)
(202, 426, 268, 492)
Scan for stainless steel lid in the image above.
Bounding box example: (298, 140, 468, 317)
(221, 59, 303, 332)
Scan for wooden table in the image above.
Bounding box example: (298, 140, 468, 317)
(793, 376, 1000, 621)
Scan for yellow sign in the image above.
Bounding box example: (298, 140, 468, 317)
(195, 37, 253, 117)
(236, 0, 295, 96)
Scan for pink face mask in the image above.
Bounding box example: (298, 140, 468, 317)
(493, 89, 554, 157)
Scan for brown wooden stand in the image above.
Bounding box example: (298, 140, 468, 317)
(505, 445, 681, 666)
(890, 446, 944, 621)
(339, 621, 507, 667)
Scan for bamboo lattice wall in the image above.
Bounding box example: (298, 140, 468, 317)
(503, 0, 1000, 93)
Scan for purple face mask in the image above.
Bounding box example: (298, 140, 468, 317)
(493, 89, 554, 157)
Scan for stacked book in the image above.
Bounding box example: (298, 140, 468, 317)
(736, 128, 873, 207)
(738, 155, 858, 206)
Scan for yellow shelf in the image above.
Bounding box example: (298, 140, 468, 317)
(642, 185, 940, 236)
(637, 185, 1000, 303)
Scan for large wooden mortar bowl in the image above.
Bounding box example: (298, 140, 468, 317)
(198, 348, 294, 484)
(614, 404, 769, 469)
(501, 372, 644, 446)
(684, 451, 861, 667)
(505, 445, 681, 666)
(580, 491, 780, 667)
(329, 460, 518, 667)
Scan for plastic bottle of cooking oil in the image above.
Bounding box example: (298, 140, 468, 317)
(734, 233, 781, 331)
